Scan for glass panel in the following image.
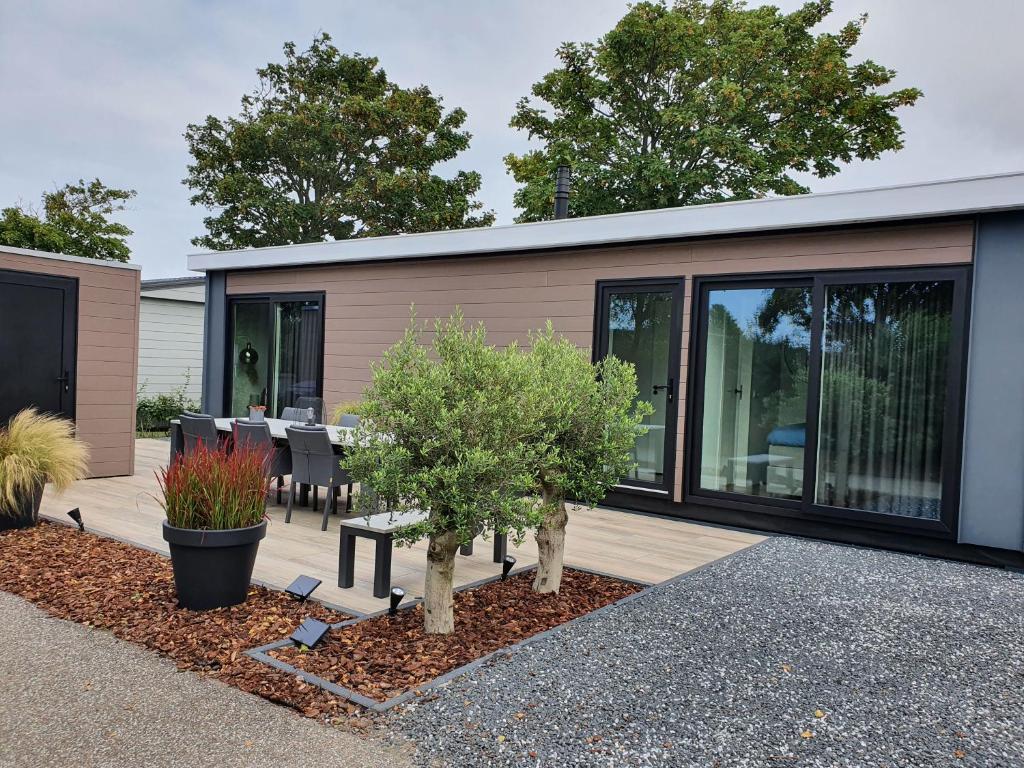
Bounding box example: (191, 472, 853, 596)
(230, 302, 271, 417)
(606, 290, 673, 485)
(699, 286, 811, 499)
(815, 281, 954, 519)
(271, 300, 323, 418)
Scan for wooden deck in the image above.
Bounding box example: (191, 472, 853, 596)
(38, 439, 765, 615)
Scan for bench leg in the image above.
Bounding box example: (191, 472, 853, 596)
(493, 533, 507, 563)
(373, 534, 393, 599)
(338, 529, 356, 588)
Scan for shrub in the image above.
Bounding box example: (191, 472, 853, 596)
(0, 409, 89, 514)
(137, 373, 198, 433)
(158, 440, 270, 530)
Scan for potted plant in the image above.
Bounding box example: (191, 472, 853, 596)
(248, 403, 266, 423)
(158, 440, 270, 610)
(0, 409, 89, 531)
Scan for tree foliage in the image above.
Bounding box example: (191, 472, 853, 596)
(524, 326, 652, 592)
(0, 179, 135, 262)
(343, 312, 538, 633)
(506, 0, 921, 221)
(185, 33, 494, 251)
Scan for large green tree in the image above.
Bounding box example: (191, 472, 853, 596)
(185, 33, 494, 250)
(0, 180, 135, 262)
(506, 0, 921, 221)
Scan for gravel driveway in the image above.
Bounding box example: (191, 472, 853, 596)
(396, 536, 1024, 767)
(0, 591, 410, 768)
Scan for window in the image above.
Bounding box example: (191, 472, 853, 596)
(699, 284, 811, 499)
(227, 294, 324, 418)
(689, 267, 968, 534)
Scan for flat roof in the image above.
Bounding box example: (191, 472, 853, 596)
(141, 275, 205, 289)
(188, 171, 1024, 273)
(0, 245, 141, 271)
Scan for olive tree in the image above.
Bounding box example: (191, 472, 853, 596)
(344, 313, 539, 634)
(525, 326, 652, 593)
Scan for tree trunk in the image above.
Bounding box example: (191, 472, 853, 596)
(533, 484, 568, 594)
(424, 529, 460, 635)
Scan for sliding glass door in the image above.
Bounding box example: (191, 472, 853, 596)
(689, 268, 968, 535)
(595, 279, 684, 494)
(227, 294, 324, 418)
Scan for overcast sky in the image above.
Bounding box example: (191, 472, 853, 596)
(1, 0, 1022, 278)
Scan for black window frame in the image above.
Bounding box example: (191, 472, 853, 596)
(684, 265, 971, 538)
(223, 291, 326, 419)
(593, 276, 685, 497)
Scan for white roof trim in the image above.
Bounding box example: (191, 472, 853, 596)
(187, 171, 1024, 274)
(0, 245, 141, 271)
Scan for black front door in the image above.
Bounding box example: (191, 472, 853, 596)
(594, 278, 684, 496)
(0, 269, 78, 426)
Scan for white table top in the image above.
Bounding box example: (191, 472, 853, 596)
(340, 509, 428, 533)
(213, 417, 355, 447)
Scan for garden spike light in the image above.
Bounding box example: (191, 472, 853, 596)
(502, 555, 516, 580)
(67, 508, 84, 532)
(389, 587, 405, 616)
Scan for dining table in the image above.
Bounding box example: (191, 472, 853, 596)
(170, 415, 355, 461)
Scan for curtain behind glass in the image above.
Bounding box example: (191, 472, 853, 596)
(815, 281, 954, 519)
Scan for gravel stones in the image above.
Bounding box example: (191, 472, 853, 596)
(395, 537, 1024, 767)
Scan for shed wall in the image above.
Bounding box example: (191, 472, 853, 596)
(0, 249, 139, 478)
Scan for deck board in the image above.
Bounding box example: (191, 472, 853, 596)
(38, 439, 765, 615)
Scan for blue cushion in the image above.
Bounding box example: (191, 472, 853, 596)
(767, 423, 806, 448)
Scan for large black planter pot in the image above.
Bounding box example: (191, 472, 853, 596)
(162, 520, 267, 611)
(0, 484, 44, 531)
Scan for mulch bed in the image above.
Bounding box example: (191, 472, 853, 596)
(0, 521, 358, 721)
(270, 568, 643, 703)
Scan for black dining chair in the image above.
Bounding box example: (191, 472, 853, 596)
(179, 412, 219, 457)
(233, 419, 292, 504)
(335, 413, 360, 429)
(280, 406, 305, 423)
(285, 425, 352, 531)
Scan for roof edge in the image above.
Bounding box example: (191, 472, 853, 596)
(0, 244, 142, 271)
(188, 171, 1024, 274)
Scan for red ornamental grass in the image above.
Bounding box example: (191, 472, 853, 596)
(158, 439, 271, 530)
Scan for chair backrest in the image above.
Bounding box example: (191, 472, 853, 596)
(286, 425, 340, 486)
(295, 396, 325, 423)
(280, 406, 305, 423)
(233, 419, 272, 450)
(179, 412, 218, 456)
(336, 413, 360, 429)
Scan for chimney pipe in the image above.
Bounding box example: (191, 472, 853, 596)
(553, 165, 571, 219)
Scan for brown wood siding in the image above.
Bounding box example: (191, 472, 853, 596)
(226, 220, 975, 501)
(0, 250, 139, 478)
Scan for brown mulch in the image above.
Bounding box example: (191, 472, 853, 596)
(0, 521, 358, 721)
(271, 568, 643, 703)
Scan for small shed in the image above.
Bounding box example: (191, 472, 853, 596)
(0, 246, 140, 478)
(138, 276, 205, 401)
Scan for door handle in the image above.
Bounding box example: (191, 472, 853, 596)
(652, 378, 675, 403)
(56, 370, 70, 393)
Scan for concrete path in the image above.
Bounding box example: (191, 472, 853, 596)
(0, 591, 411, 768)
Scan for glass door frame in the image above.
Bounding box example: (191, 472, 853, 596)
(223, 291, 326, 419)
(593, 277, 685, 497)
(684, 266, 971, 538)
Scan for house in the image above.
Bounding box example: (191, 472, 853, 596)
(138, 276, 205, 402)
(0, 246, 140, 477)
(187, 172, 1024, 565)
